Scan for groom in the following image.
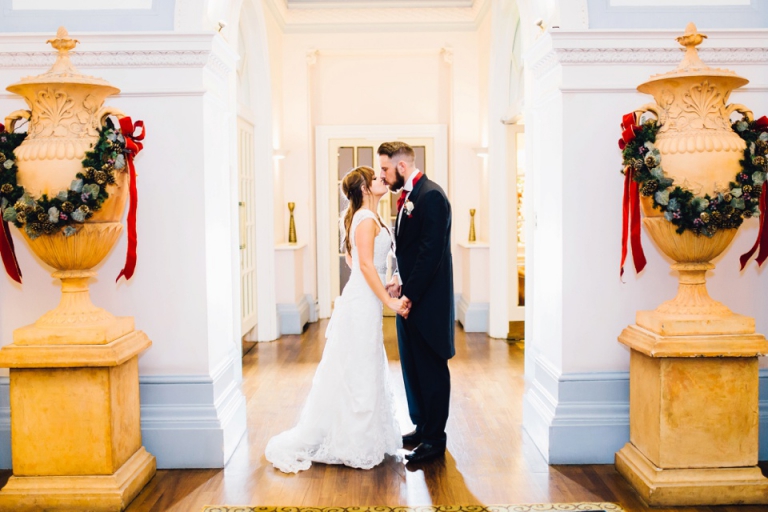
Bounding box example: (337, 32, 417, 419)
(378, 142, 455, 463)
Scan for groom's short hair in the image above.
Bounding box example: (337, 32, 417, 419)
(377, 141, 415, 162)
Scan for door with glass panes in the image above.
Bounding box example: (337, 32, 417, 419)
(329, 139, 431, 315)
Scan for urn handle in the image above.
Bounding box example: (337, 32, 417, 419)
(97, 106, 126, 127)
(634, 103, 661, 122)
(4, 109, 31, 133)
(725, 103, 754, 122)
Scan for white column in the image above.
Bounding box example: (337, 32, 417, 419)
(522, 28, 768, 464)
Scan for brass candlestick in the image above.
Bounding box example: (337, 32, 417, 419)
(288, 202, 297, 244)
(469, 209, 476, 242)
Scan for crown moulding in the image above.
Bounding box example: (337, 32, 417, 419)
(529, 47, 768, 79)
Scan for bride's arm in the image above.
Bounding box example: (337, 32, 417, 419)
(356, 218, 405, 312)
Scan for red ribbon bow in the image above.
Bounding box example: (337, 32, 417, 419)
(619, 112, 646, 277)
(618, 113, 638, 151)
(739, 117, 768, 270)
(0, 122, 22, 284)
(116, 117, 145, 282)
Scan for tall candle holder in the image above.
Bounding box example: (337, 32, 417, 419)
(468, 209, 477, 243)
(288, 202, 297, 244)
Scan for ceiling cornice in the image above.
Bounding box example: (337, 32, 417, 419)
(265, 0, 489, 33)
(286, 0, 474, 8)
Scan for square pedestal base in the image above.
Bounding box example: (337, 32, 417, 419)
(616, 443, 768, 506)
(0, 447, 156, 511)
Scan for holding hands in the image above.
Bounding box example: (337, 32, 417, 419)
(386, 278, 411, 318)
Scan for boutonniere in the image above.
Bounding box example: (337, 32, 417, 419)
(404, 200, 415, 217)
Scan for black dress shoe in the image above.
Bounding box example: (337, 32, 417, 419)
(402, 430, 422, 446)
(404, 442, 445, 463)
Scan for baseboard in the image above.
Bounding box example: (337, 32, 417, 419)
(139, 357, 247, 468)
(525, 360, 768, 464)
(277, 296, 310, 335)
(456, 294, 489, 333)
(306, 294, 319, 323)
(0, 378, 9, 469)
(522, 356, 635, 464)
(759, 369, 768, 461)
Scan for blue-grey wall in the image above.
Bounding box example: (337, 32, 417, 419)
(0, 0, 175, 32)
(588, 0, 768, 29)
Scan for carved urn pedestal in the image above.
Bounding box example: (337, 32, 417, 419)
(0, 28, 155, 511)
(615, 24, 768, 506)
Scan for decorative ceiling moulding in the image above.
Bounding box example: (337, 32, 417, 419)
(527, 29, 768, 79)
(0, 50, 212, 69)
(265, 0, 489, 32)
(556, 47, 768, 65)
(286, 0, 474, 7)
(530, 47, 768, 79)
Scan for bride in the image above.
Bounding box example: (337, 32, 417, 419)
(265, 165, 409, 473)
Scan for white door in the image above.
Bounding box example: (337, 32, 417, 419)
(328, 137, 434, 312)
(238, 116, 258, 336)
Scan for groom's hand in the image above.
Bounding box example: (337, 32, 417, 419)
(400, 296, 412, 318)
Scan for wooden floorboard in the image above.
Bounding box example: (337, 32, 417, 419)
(2, 318, 766, 511)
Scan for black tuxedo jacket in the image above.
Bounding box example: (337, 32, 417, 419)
(395, 176, 455, 360)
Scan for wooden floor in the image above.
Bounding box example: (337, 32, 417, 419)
(5, 319, 766, 511)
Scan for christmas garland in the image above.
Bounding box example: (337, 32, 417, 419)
(621, 115, 768, 236)
(0, 118, 127, 239)
(0, 116, 144, 284)
(619, 112, 768, 274)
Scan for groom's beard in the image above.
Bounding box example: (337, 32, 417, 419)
(389, 172, 405, 192)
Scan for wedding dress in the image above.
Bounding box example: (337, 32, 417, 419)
(265, 208, 402, 473)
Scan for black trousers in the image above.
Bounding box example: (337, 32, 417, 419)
(396, 315, 451, 446)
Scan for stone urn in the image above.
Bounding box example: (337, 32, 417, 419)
(615, 23, 768, 506)
(4, 26, 132, 345)
(0, 27, 155, 511)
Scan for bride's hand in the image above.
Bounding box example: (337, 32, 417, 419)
(387, 297, 406, 314)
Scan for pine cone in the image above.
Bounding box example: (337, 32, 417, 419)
(94, 171, 108, 185)
(744, 185, 754, 194)
(61, 202, 75, 213)
(632, 159, 644, 171)
(0, 153, 6, 164)
(37, 212, 47, 222)
(0, 183, 13, 194)
(723, 192, 733, 202)
(743, 209, 754, 218)
(700, 212, 711, 223)
(640, 180, 659, 196)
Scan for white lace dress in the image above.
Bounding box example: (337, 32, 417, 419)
(265, 209, 402, 473)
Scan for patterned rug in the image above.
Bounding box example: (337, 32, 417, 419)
(203, 505, 625, 512)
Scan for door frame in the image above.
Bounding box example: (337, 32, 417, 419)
(315, 124, 448, 318)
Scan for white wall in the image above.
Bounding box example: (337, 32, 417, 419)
(273, 27, 487, 309)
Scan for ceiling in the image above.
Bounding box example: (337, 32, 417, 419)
(285, 0, 475, 8)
